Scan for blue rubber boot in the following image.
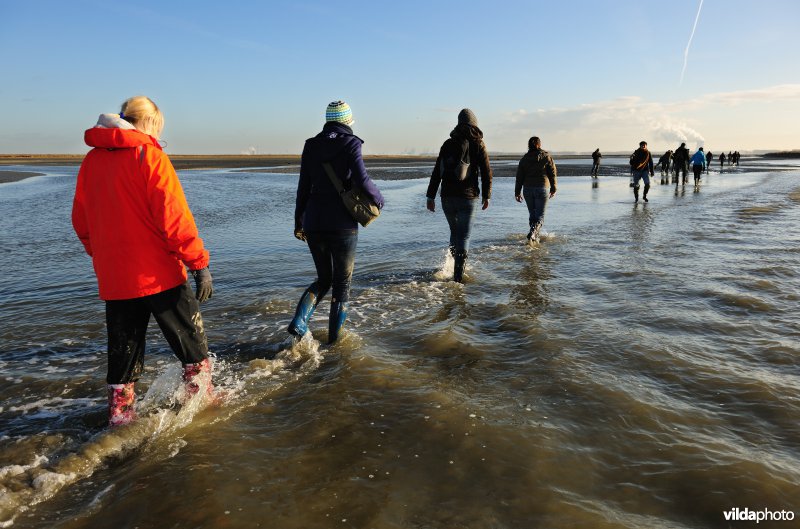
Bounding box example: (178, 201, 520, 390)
(327, 301, 348, 344)
(288, 287, 320, 336)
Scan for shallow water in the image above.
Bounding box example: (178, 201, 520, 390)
(1, 161, 799, 528)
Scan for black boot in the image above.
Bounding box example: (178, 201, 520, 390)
(453, 251, 467, 283)
(633, 185, 640, 203)
(643, 184, 650, 202)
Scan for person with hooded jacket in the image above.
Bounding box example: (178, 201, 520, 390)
(72, 96, 214, 427)
(288, 101, 384, 344)
(426, 108, 492, 283)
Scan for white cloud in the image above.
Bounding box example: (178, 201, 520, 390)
(492, 84, 800, 152)
(692, 84, 800, 106)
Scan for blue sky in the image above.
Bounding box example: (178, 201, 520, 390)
(1, 0, 799, 154)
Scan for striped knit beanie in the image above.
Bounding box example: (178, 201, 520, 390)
(325, 100, 354, 126)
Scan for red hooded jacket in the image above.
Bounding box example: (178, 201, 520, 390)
(72, 127, 209, 300)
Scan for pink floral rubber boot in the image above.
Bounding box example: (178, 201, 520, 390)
(107, 383, 136, 427)
(182, 358, 213, 397)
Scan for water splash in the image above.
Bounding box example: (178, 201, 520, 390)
(0, 337, 324, 527)
(432, 250, 456, 282)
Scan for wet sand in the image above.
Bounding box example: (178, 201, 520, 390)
(0, 154, 303, 171)
(0, 170, 45, 184)
(1, 154, 789, 183)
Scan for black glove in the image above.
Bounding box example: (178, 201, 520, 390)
(191, 267, 213, 303)
(294, 226, 307, 242)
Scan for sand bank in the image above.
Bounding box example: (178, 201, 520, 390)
(0, 170, 46, 184)
(0, 154, 303, 171)
(1, 154, 783, 181)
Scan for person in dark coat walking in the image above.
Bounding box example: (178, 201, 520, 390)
(705, 150, 713, 174)
(673, 142, 690, 184)
(629, 140, 655, 203)
(658, 150, 672, 175)
(515, 137, 557, 243)
(591, 148, 602, 177)
(426, 109, 492, 283)
(289, 101, 385, 344)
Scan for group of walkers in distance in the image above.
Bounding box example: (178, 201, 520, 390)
(72, 94, 740, 428)
(654, 144, 740, 181)
(590, 142, 743, 203)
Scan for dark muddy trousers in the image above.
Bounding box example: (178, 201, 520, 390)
(674, 162, 688, 180)
(305, 229, 358, 303)
(105, 282, 208, 384)
(693, 164, 703, 180)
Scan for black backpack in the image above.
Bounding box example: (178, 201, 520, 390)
(439, 137, 471, 181)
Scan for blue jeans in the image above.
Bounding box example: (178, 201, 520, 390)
(523, 186, 549, 240)
(632, 170, 650, 187)
(305, 230, 358, 303)
(441, 197, 478, 254)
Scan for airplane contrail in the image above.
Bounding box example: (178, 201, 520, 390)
(680, 0, 705, 85)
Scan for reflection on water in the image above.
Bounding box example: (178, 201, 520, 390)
(1, 164, 800, 528)
(511, 246, 552, 319)
(629, 203, 656, 246)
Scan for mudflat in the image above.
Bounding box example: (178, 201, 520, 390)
(0, 170, 46, 184)
(0, 154, 303, 171)
(7, 153, 778, 181)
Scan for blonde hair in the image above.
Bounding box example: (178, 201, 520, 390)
(120, 96, 164, 139)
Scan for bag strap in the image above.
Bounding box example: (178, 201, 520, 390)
(322, 162, 345, 194)
(634, 150, 650, 170)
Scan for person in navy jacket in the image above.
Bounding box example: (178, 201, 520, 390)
(288, 101, 384, 344)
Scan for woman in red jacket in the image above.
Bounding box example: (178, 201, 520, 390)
(72, 96, 214, 427)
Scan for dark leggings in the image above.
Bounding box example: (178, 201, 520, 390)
(305, 230, 358, 303)
(105, 282, 208, 384)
